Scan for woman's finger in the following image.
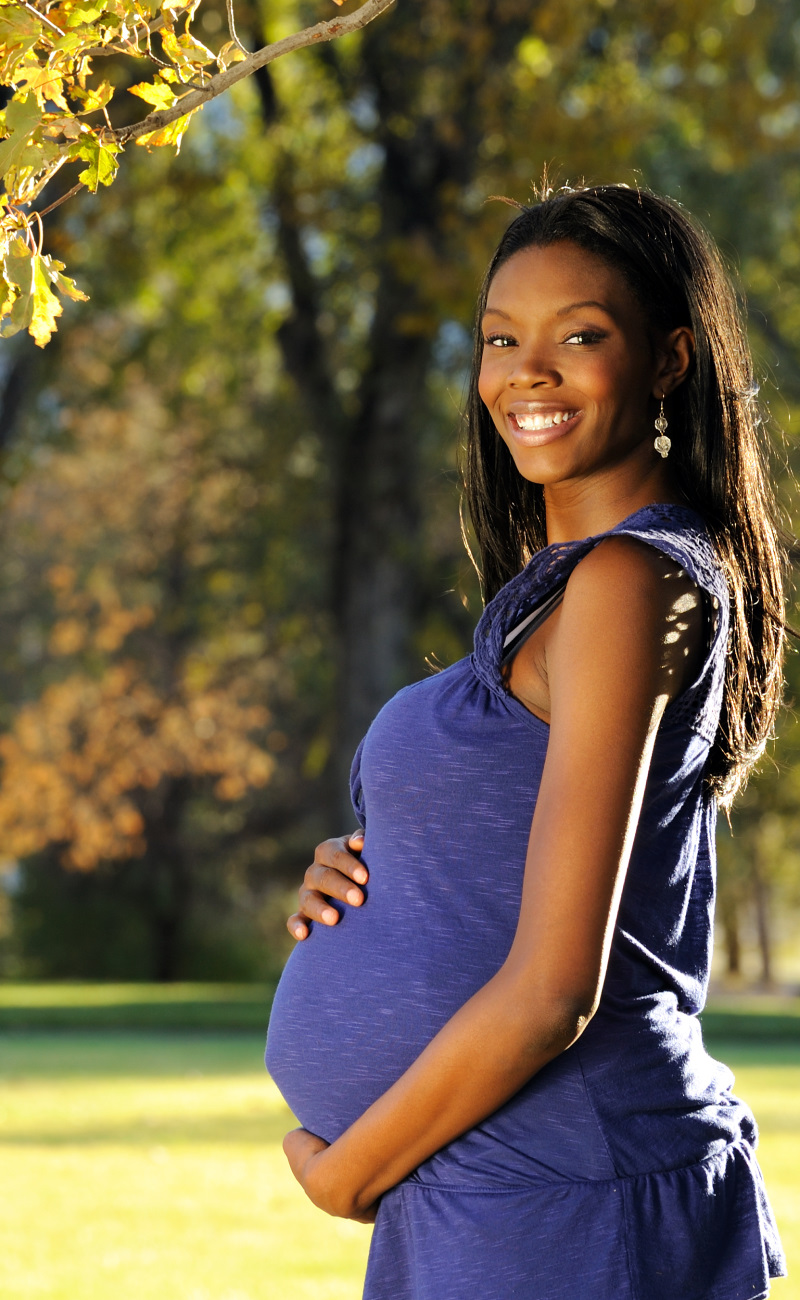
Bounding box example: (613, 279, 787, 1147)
(286, 831, 369, 940)
(312, 832, 368, 885)
(286, 911, 310, 941)
(303, 865, 366, 909)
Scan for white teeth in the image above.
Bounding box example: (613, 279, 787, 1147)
(515, 412, 573, 431)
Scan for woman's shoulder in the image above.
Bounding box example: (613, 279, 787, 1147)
(563, 530, 705, 631)
(473, 502, 728, 719)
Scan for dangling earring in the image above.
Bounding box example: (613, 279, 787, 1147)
(654, 396, 671, 459)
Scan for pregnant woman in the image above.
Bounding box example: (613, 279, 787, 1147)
(266, 184, 788, 1299)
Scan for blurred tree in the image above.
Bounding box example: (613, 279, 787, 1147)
(2, 0, 800, 978)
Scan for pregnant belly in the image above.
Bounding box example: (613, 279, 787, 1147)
(266, 898, 510, 1144)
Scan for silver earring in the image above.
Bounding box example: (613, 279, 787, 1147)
(654, 397, 671, 459)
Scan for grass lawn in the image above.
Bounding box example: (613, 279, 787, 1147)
(0, 1033, 371, 1300)
(0, 991, 797, 1299)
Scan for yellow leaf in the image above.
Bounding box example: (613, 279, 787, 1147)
(12, 63, 69, 112)
(161, 28, 215, 69)
(1, 240, 87, 346)
(76, 80, 114, 115)
(215, 41, 247, 73)
(128, 80, 178, 110)
(135, 108, 197, 151)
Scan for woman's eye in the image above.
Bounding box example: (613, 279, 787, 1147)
(565, 330, 604, 346)
(484, 333, 516, 348)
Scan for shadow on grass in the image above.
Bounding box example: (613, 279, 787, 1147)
(0, 1031, 269, 1078)
(0, 1109, 296, 1147)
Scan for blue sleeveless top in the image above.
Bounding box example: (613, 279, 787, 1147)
(266, 503, 786, 1300)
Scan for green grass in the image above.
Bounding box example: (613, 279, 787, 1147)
(0, 983, 277, 1030)
(0, 988, 797, 1298)
(2, 982, 799, 1040)
(0, 1032, 371, 1300)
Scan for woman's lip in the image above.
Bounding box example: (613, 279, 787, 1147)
(506, 410, 582, 446)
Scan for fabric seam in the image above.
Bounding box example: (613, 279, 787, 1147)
(404, 1137, 748, 1194)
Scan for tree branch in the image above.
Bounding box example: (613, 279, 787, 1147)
(81, 11, 190, 57)
(113, 0, 396, 146)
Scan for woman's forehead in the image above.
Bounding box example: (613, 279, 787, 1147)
(485, 243, 643, 323)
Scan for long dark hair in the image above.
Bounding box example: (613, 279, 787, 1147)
(464, 183, 789, 806)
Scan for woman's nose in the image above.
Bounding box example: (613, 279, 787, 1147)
(507, 347, 560, 388)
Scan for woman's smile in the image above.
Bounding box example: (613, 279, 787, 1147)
(507, 406, 582, 444)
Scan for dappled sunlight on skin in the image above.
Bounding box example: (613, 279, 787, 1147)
(502, 555, 705, 725)
(658, 568, 705, 683)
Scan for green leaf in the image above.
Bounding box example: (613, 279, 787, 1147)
(0, 237, 35, 339)
(0, 9, 38, 82)
(67, 134, 120, 191)
(49, 263, 89, 306)
(65, 2, 108, 25)
(1, 237, 87, 347)
(0, 94, 42, 181)
(4, 93, 42, 136)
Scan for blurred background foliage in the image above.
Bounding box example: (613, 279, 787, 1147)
(1, 0, 800, 983)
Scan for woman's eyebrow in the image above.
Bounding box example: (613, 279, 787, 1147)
(482, 300, 618, 322)
(556, 299, 616, 319)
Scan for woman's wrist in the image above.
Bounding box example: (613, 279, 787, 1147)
(283, 1128, 376, 1220)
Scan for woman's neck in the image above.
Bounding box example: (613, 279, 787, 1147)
(543, 459, 685, 545)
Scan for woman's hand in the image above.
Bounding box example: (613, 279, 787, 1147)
(283, 1128, 378, 1223)
(286, 831, 368, 941)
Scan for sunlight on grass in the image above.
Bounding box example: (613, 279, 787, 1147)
(0, 1032, 796, 1300)
(0, 1035, 371, 1300)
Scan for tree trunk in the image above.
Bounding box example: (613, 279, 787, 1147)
(718, 895, 742, 979)
(331, 313, 429, 813)
(143, 778, 192, 982)
(253, 2, 537, 823)
(751, 842, 774, 989)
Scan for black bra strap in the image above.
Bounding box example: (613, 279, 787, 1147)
(500, 583, 567, 668)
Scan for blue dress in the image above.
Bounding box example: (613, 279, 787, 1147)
(266, 503, 786, 1300)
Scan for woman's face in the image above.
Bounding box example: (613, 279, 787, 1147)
(478, 241, 674, 490)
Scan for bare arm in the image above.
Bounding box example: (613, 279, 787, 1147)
(285, 539, 701, 1218)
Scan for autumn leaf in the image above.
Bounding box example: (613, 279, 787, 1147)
(72, 80, 115, 115)
(12, 62, 69, 112)
(63, 2, 108, 25)
(215, 41, 247, 73)
(160, 27, 216, 72)
(1, 237, 87, 348)
(128, 80, 179, 110)
(136, 109, 197, 151)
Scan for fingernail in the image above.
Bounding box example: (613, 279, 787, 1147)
(354, 867, 367, 884)
(322, 907, 338, 924)
(346, 888, 361, 905)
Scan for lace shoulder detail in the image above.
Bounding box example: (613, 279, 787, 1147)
(471, 503, 729, 745)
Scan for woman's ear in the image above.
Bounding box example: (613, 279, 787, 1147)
(653, 326, 695, 399)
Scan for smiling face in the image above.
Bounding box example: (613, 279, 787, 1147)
(478, 241, 678, 497)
